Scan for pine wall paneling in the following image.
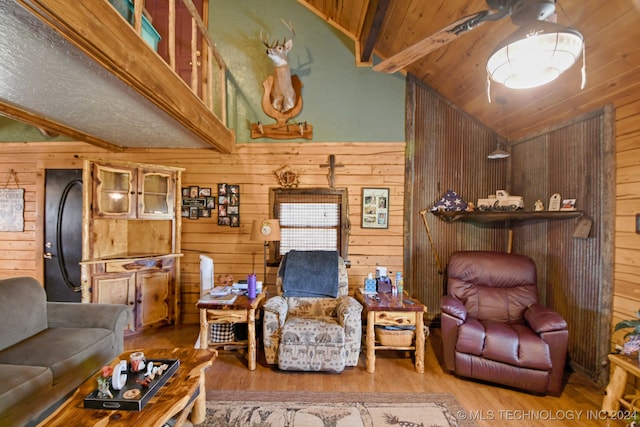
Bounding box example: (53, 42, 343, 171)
(0, 141, 405, 325)
(613, 94, 640, 349)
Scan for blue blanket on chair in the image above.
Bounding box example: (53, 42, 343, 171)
(281, 250, 339, 298)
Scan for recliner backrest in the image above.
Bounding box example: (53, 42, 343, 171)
(447, 251, 538, 324)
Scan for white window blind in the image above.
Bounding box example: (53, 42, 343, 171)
(270, 188, 350, 264)
(278, 203, 339, 255)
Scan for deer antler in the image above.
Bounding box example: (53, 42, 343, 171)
(281, 19, 295, 41)
(260, 31, 274, 48)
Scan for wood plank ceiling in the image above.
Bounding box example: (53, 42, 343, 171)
(299, 0, 640, 141)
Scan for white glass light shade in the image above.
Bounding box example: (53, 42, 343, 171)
(487, 21, 583, 89)
(487, 147, 510, 159)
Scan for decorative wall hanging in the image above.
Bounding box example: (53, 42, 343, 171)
(0, 169, 24, 232)
(274, 165, 299, 188)
(250, 21, 313, 140)
(218, 184, 240, 227)
(320, 155, 344, 188)
(362, 188, 389, 229)
(181, 186, 214, 219)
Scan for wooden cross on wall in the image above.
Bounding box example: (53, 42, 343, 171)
(320, 155, 344, 188)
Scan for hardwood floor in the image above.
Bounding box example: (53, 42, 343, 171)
(125, 324, 625, 427)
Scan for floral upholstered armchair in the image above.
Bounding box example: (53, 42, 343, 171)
(262, 250, 362, 372)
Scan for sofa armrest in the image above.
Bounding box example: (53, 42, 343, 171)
(524, 303, 567, 333)
(441, 295, 467, 322)
(47, 302, 131, 354)
(336, 296, 362, 326)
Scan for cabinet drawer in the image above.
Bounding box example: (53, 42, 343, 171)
(106, 257, 173, 273)
(373, 311, 417, 326)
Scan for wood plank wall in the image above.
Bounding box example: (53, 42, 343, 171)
(0, 141, 405, 325)
(612, 93, 640, 348)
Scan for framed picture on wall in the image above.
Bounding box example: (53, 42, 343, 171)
(361, 188, 389, 229)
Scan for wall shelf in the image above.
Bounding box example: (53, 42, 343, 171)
(431, 210, 583, 224)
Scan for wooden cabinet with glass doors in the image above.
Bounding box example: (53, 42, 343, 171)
(92, 163, 175, 219)
(82, 160, 183, 332)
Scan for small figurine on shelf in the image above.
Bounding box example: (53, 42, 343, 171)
(534, 200, 544, 211)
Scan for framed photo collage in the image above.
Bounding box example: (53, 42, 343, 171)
(181, 183, 239, 227)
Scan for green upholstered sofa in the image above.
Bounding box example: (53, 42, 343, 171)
(0, 277, 130, 426)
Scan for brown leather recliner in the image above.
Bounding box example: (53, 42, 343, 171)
(441, 251, 568, 395)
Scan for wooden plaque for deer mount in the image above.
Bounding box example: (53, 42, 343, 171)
(250, 75, 313, 140)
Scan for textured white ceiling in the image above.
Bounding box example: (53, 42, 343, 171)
(0, 1, 214, 148)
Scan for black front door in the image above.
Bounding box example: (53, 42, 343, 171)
(44, 169, 83, 302)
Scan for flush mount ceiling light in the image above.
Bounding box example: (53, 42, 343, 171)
(486, 20, 585, 90)
(373, 0, 587, 93)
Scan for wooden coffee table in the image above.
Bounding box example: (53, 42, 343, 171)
(355, 289, 428, 374)
(37, 347, 216, 427)
(197, 291, 266, 370)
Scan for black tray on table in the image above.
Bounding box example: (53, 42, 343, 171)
(84, 358, 180, 411)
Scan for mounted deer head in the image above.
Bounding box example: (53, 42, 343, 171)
(260, 20, 297, 113)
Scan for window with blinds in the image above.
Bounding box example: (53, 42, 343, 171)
(270, 188, 350, 265)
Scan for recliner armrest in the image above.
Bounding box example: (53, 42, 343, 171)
(441, 295, 467, 322)
(525, 303, 567, 333)
(336, 296, 362, 325)
(263, 296, 288, 328)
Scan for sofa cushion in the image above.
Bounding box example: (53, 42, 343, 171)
(279, 317, 346, 372)
(0, 364, 52, 417)
(281, 317, 345, 345)
(0, 327, 114, 383)
(0, 277, 48, 351)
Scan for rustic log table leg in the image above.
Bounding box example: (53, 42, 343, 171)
(190, 374, 207, 424)
(247, 307, 257, 371)
(199, 309, 209, 350)
(366, 310, 376, 373)
(414, 311, 425, 373)
(602, 363, 628, 414)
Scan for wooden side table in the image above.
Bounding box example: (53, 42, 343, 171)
(602, 353, 640, 415)
(355, 288, 428, 374)
(196, 291, 266, 370)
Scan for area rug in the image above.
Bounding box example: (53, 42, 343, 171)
(197, 390, 478, 427)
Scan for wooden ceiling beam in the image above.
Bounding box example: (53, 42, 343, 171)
(358, 0, 391, 65)
(0, 103, 124, 152)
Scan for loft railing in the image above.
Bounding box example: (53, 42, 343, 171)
(127, 0, 227, 126)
